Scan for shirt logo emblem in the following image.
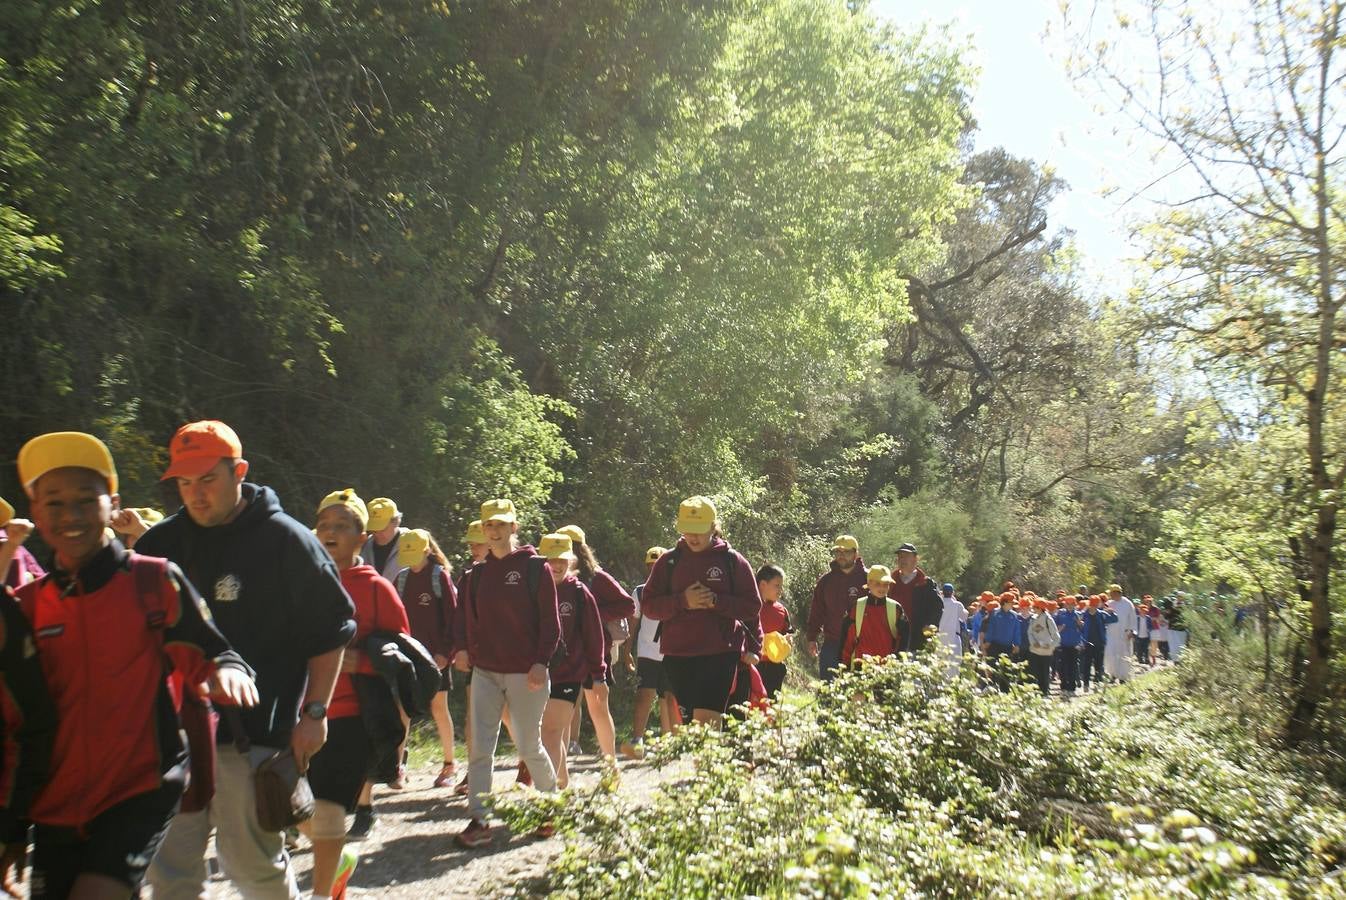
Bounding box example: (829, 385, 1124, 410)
(705, 566, 724, 582)
(848, 587, 859, 598)
(505, 571, 522, 586)
(559, 600, 573, 616)
(418, 592, 431, 607)
(214, 574, 241, 603)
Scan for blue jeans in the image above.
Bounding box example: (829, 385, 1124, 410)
(819, 640, 842, 682)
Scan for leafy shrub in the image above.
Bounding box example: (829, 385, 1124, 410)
(494, 651, 1346, 897)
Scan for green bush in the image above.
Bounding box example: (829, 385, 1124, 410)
(494, 651, 1346, 897)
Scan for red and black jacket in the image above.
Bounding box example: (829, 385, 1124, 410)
(15, 542, 249, 829)
(551, 575, 606, 685)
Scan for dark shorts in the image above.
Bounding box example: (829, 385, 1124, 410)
(663, 652, 739, 715)
(32, 780, 181, 898)
(758, 660, 787, 698)
(582, 671, 614, 689)
(439, 665, 453, 692)
(306, 716, 371, 812)
(637, 657, 673, 695)
(550, 681, 582, 704)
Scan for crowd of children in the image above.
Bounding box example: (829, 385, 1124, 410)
(0, 422, 1190, 899)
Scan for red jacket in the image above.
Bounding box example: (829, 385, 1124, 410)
(805, 560, 868, 644)
(17, 544, 246, 828)
(887, 568, 943, 652)
(639, 538, 761, 657)
(330, 565, 409, 720)
(454, 545, 560, 674)
(0, 588, 55, 840)
(840, 594, 908, 665)
(551, 576, 606, 685)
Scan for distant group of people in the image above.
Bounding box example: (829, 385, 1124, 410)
(0, 420, 1190, 899)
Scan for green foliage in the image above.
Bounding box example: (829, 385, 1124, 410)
(496, 653, 1346, 897)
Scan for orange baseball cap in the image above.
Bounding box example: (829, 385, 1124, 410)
(161, 420, 243, 480)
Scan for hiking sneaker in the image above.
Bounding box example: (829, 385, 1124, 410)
(516, 761, 532, 787)
(456, 818, 494, 849)
(433, 761, 458, 789)
(567, 740, 582, 757)
(389, 763, 407, 791)
(347, 804, 376, 839)
(283, 826, 301, 851)
(331, 847, 358, 900)
(454, 771, 470, 797)
(619, 740, 645, 761)
(533, 820, 555, 839)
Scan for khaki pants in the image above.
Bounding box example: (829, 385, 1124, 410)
(468, 669, 556, 821)
(148, 744, 300, 899)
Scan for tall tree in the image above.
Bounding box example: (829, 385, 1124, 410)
(1066, 0, 1345, 740)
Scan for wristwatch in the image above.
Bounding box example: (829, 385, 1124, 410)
(301, 701, 327, 721)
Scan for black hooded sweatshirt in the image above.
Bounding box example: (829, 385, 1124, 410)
(136, 483, 356, 747)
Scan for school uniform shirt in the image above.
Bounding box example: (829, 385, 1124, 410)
(640, 537, 761, 657)
(840, 594, 906, 665)
(1083, 609, 1115, 645)
(805, 559, 868, 645)
(984, 609, 1020, 646)
(969, 609, 984, 645)
(329, 564, 409, 720)
(397, 564, 456, 660)
(453, 544, 560, 674)
(551, 575, 606, 685)
(17, 542, 249, 828)
(1055, 609, 1085, 648)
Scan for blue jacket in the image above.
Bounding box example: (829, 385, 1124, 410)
(1082, 609, 1117, 646)
(1016, 613, 1030, 649)
(1055, 609, 1085, 648)
(969, 610, 984, 645)
(984, 609, 1020, 646)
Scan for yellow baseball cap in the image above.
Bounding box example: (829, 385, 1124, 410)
(465, 519, 485, 545)
(762, 631, 791, 664)
(366, 497, 400, 531)
(557, 524, 586, 546)
(0, 497, 12, 527)
(832, 535, 859, 552)
(538, 533, 576, 561)
(866, 565, 895, 585)
(481, 498, 517, 524)
(645, 545, 667, 564)
(1108, 583, 1123, 594)
(676, 496, 716, 535)
(398, 528, 431, 568)
(317, 488, 369, 530)
(18, 432, 119, 497)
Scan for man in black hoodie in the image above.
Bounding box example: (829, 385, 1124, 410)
(118, 420, 355, 900)
(889, 542, 943, 653)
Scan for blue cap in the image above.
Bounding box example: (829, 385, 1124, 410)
(942, 583, 954, 595)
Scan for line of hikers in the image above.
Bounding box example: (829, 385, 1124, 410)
(0, 421, 1186, 899)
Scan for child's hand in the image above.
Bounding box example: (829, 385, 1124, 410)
(740, 652, 759, 666)
(3, 519, 33, 546)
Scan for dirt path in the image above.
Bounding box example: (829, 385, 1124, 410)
(202, 752, 682, 899)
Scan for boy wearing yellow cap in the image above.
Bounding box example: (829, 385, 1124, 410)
(14, 432, 257, 898)
(839, 566, 909, 667)
(306, 489, 410, 896)
(640, 497, 762, 727)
